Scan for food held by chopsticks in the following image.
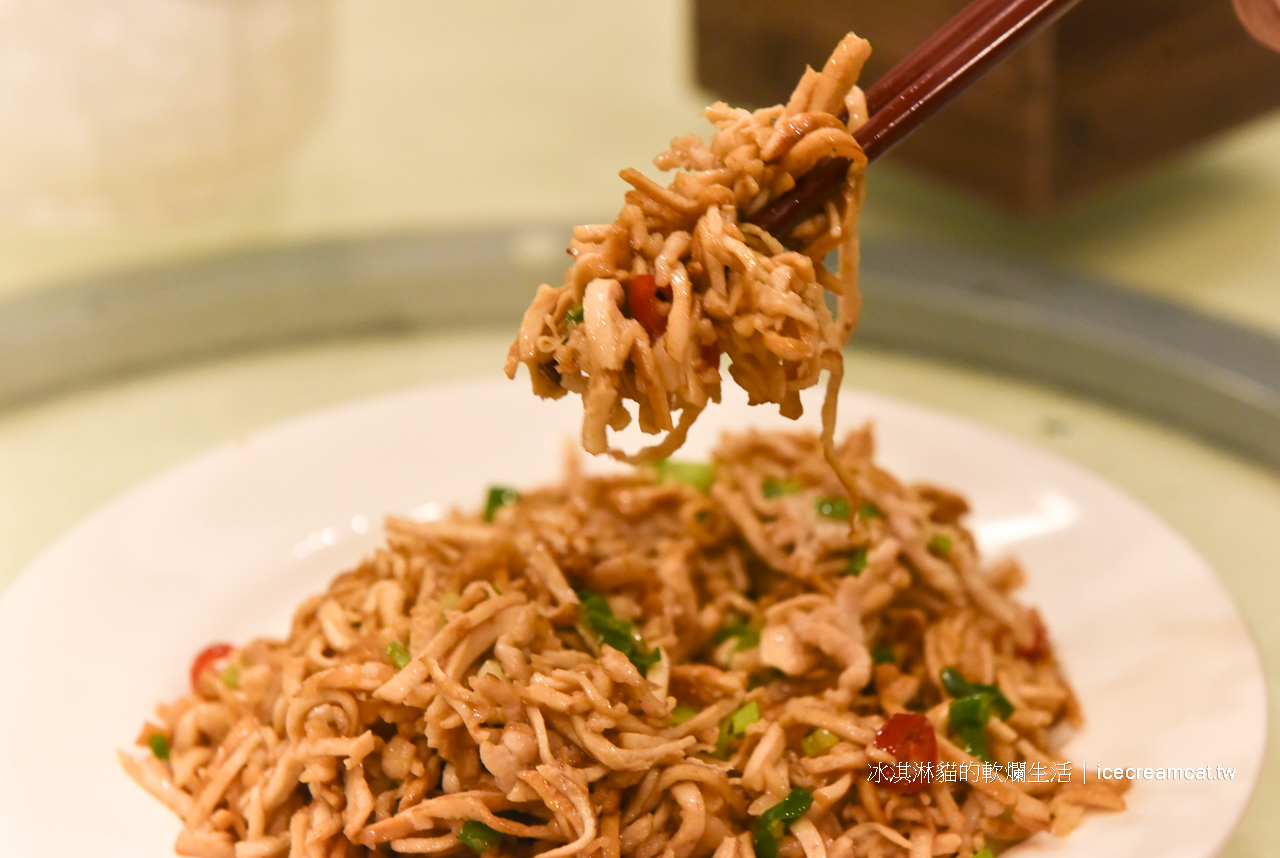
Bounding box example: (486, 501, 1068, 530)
(505, 34, 872, 471)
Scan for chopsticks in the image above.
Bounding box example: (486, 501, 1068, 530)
(752, 0, 1084, 236)
(859, 0, 1083, 159)
(863, 0, 1020, 117)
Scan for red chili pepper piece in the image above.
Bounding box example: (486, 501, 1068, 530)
(190, 642, 235, 691)
(873, 712, 938, 793)
(1015, 609, 1050, 660)
(627, 274, 670, 339)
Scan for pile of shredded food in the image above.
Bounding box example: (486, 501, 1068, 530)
(123, 426, 1126, 858)
(506, 33, 871, 469)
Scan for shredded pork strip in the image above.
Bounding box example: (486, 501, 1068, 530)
(125, 426, 1125, 858)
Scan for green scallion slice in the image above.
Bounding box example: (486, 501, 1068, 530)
(715, 700, 761, 757)
(942, 667, 1014, 763)
(843, 547, 868, 576)
(753, 788, 813, 858)
(148, 733, 170, 760)
(730, 700, 760, 734)
(577, 590, 661, 676)
(857, 500, 883, 520)
(651, 459, 717, 494)
(713, 614, 760, 651)
(940, 667, 1013, 719)
(801, 728, 840, 758)
(386, 640, 412, 670)
(670, 705, 699, 725)
(947, 694, 993, 760)
(457, 820, 505, 854)
(927, 533, 953, 555)
(871, 645, 896, 665)
(483, 486, 519, 522)
(761, 477, 800, 499)
(815, 497, 852, 520)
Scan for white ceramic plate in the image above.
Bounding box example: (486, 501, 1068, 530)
(0, 378, 1264, 857)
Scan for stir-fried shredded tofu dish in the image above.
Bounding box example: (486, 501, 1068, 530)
(123, 427, 1125, 858)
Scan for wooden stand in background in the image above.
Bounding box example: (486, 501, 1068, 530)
(695, 0, 1280, 212)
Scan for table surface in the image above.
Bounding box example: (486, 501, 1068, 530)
(1, 2, 1277, 855)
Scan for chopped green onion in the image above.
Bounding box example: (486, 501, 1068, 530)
(761, 477, 800, 499)
(801, 728, 840, 758)
(457, 820, 505, 854)
(715, 719, 734, 757)
(927, 533, 952, 555)
(670, 704, 699, 725)
(942, 667, 1013, 763)
(871, 645, 896, 665)
(713, 614, 760, 651)
(564, 305, 584, 324)
(386, 640, 412, 670)
(972, 849, 995, 858)
(843, 547, 868, 576)
(730, 700, 760, 734)
(483, 486, 519, 522)
(716, 701, 761, 757)
(651, 459, 717, 494)
(148, 733, 170, 760)
(753, 788, 813, 858)
(857, 501, 883, 520)
(815, 497, 852, 520)
(940, 667, 1013, 719)
(948, 694, 994, 761)
(220, 662, 240, 689)
(576, 590, 661, 676)
(947, 694, 993, 721)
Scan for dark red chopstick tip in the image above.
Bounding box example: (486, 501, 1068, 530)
(749, 156, 852, 238)
(750, 0, 1084, 236)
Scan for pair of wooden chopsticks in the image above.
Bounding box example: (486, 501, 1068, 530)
(753, 0, 1083, 236)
